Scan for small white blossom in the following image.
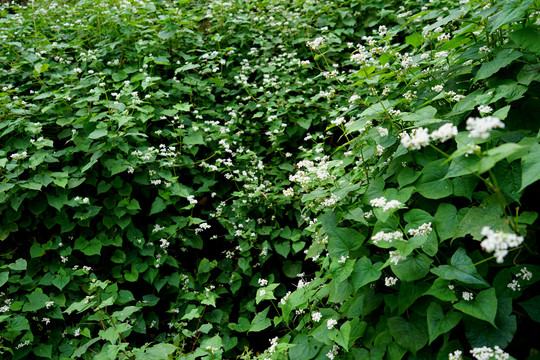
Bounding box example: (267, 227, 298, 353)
(466, 116, 505, 140)
(389, 250, 405, 265)
(430, 123, 458, 143)
(480, 226, 524, 263)
(462, 292, 474, 301)
(408, 222, 432, 236)
(326, 318, 338, 330)
(400, 127, 430, 150)
(448, 350, 463, 360)
(312, 311, 322, 322)
(385, 277, 398, 286)
(477, 105, 493, 114)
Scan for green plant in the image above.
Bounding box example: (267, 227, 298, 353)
(0, 0, 539, 359)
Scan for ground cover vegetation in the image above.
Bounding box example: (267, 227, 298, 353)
(0, 0, 539, 358)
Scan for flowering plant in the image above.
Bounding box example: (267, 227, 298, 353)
(0, 0, 539, 359)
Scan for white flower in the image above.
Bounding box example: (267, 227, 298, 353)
(370, 197, 402, 212)
(432, 84, 444, 93)
(477, 105, 493, 114)
(471, 345, 510, 360)
(430, 123, 458, 143)
(259, 289, 266, 297)
(326, 318, 338, 330)
(507, 279, 520, 291)
(282, 187, 294, 196)
(331, 116, 346, 126)
(258, 278, 268, 287)
(408, 222, 432, 236)
(371, 231, 404, 244)
(376, 126, 388, 137)
(480, 226, 524, 263)
(376, 144, 385, 156)
(45, 301, 54, 309)
(307, 36, 326, 50)
(448, 350, 463, 360)
(349, 94, 361, 103)
(338, 255, 349, 263)
(370, 197, 387, 208)
(517, 267, 532, 281)
(462, 292, 474, 301)
(311, 311, 322, 322)
(385, 277, 398, 286)
(466, 116, 505, 139)
(268, 337, 279, 354)
(400, 127, 430, 150)
(389, 250, 405, 265)
(74, 328, 81, 337)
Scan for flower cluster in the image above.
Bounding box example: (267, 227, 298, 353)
(385, 277, 398, 287)
(408, 222, 432, 236)
(370, 197, 402, 212)
(470, 346, 510, 360)
(466, 116, 505, 139)
(400, 122, 458, 150)
(480, 226, 524, 263)
(371, 230, 404, 244)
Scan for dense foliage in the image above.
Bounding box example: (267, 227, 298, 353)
(1, 0, 539, 359)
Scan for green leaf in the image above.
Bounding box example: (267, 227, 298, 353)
(34, 62, 50, 74)
(143, 343, 177, 359)
(508, 26, 540, 55)
(8, 258, 27, 271)
(427, 302, 463, 344)
(52, 275, 70, 291)
(289, 334, 322, 360)
(112, 71, 128, 82)
(424, 278, 458, 302)
(405, 33, 423, 48)
(72, 338, 100, 358)
(487, 0, 535, 34)
(158, 30, 176, 40)
(104, 159, 129, 175)
(519, 295, 540, 323)
(111, 249, 126, 264)
(517, 64, 540, 85)
(390, 254, 431, 282)
(520, 143, 540, 191)
(321, 212, 366, 257)
(387, 315, 428, 354)
(33, 343, 52, 358)
(149, 197, 168, 215)
(453, 288, 498, 326)
(183, 133, 205, 145)
(30, 243, 45, 258)
(454, 194, 506, 240)
(198, 258, 217, 274)
(249, 307, 271, 332)
(431, 248, 490, 287)
(154, 56, 170, 65)
(83, 239, 102, 256)
(416, 179, 453, 199)
(474, 49, 522, 82)
(88, 128, 108, 139)
(351, 257, 381, 289)
(23, 290, 50, 312)
(398, 281, 431, 315)
(466, 297, 516, 348)
(434, 203, 463, 241)
(0, 271, 8, 287)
